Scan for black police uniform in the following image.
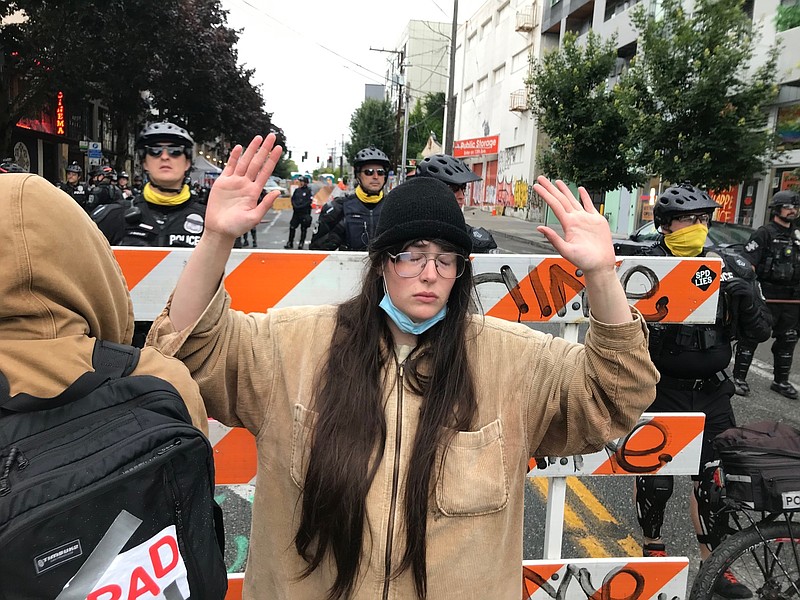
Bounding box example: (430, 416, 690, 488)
(120, 191, 207, 347)
(634, 240, 771, 551)
(736, 221, 800, 395)
(286, 185, 314, 248)
(57, 181, 91, 213)
(89, 182, 127, 245)
(309, 193, 384, 251)
(121, 193, 206, 248)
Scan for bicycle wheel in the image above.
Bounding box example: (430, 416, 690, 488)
(690, 521, 800, 599)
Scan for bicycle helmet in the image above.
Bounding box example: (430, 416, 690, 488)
(95, 165, 115, 181)
(353, 146, 390, 172)
(770, 190, 800, 211)
(136, 121, 194, 160)
(0, 159, 26, 173)
(653, 183, 720, 229)
(66, 161, 83, 175)
(416, 154, 481, 185)
(118, 170, 129, 179)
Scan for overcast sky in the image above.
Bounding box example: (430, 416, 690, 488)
(222, 0, 485, 173)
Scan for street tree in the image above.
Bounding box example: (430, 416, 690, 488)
(0, 1, 88, 156)
(0, 0, 285, 169)
(617, 0, 780, 190)
(406, 92, 446, 161)
(527, 31, 642, 194)
(345, 98, 396, 168)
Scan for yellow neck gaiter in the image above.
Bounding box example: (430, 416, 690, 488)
(143, 182, 191, 206)
(355, 186, 383, 204)
(664, 223, 708, 257)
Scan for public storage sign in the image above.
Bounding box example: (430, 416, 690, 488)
(453, 135, 499, 158)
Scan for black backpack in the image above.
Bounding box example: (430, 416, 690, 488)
(0, 341, 226, 600)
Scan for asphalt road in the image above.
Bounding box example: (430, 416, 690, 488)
(218, 210, 800, 590)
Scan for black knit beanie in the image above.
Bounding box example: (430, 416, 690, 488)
(370, 177, 472, 253)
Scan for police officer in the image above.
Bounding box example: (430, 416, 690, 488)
(57, 162, 90, 211)
(733, 189, 800, 399)
(89, 165, 127, 245)
(121, 122, 205, 346)
(414, 154, 497, 252)
(86, 166, 122, 214)
(116, 170, 133, 201)
(309, 146, 390, 250)
(121, 122, 205, 248)
(131, 174, 144, 196)
(635, 184, 770, 600)
(285, 176, 313, 249)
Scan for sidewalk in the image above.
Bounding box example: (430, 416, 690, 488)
(464, 206, 627, 253)
(464, 206, 558, 253)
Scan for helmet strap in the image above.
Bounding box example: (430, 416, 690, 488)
(149, 180, 183, 194)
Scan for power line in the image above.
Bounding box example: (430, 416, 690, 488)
(232, 0, 389, 86)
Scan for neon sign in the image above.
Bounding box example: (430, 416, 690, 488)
(55, 91, 65, 135)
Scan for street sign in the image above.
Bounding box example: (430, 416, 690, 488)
(78, 140, 89, 151)
(88, 141, 102, 160)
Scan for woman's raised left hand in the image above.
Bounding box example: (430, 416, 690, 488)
(532, 176, 616, 274)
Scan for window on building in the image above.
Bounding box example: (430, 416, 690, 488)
(467, 31, 477, 50)
(511, 46, 532, 72)
(498, 0, 510, 20)
(464, 85, 474, 100)
(493, 64, 506, 85)
(480, 17, 492, 39)
(477, 75, 488, 94)
(604, 0, 639, 21)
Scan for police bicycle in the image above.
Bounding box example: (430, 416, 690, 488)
(690, 422, 800, 599)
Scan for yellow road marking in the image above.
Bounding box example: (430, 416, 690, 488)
(617, 535, 642, 557)
(566, 477, 618, 524)
(530, 479, 588, 531)
(577, 536, 610, 558)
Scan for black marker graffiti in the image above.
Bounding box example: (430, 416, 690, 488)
(472, 262, 681, 323)
(523, 563, 670, 600)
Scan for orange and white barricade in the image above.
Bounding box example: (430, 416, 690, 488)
(114, 248, 722, 325)
(114, 249, 720, 598)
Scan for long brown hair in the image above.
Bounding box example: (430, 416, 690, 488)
(295, 240, 478, 599)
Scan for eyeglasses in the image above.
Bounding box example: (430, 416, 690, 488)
(145, 145, 186, 158)
(449, 183, 467, 193)
(673, 213, 712, 225)
(780, 204, 799, 210)
(361, 168, 386, 177)
(388, 251, 466, 279)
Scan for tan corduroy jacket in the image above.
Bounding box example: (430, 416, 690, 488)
(149, 286, 658, 600)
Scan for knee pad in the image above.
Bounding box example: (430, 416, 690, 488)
(779, 329, 799, 345)
(694, 463, 728, 549)
(635, 476, 674, 539)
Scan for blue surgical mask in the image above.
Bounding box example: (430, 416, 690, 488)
(379, 289, 447, 335)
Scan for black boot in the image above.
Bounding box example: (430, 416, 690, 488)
(771, 351, 798, 399)
(732, 342, 756, 396)
(284, 230, 295, 250)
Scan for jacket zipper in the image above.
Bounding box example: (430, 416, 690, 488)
(382, 363, 404, 600)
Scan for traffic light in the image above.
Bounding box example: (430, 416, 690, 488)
(287, 150, 292, 159)
(302, 151, 307, 161)
(328, 155, 332, 163)
(316, 156, 320, 163)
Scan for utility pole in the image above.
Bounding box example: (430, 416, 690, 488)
(370, 46, 405, 173)
(444, 0, 459, 154)
(400, 87, 411, 183)
(340, 134, 344, 181)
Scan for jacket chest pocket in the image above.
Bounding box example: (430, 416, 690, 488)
(291, 403, 318, 490)
(435, 419, 509, 516)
